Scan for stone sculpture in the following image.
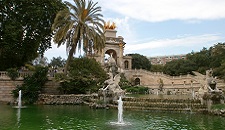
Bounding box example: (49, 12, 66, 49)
(205, 69, 220, 93)
(193, 69, 224, 104)
(99, 53, 124, 101)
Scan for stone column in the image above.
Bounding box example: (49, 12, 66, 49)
(118, 43, 124, 69)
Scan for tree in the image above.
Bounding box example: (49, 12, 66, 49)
(12, 67, 48, 104)
(32, 55, 48, 67)
(150, 64, 164, 72)
(186, 47, 211, 74)
(163, 59, 197, 76)
(186, 43, 225, 75)
(127, 53, 151, 71)
(51, 0, 105, 74)
(0, 0, 65, 70)
(49, 56, 66, 68)
(55, 57, 107, 94)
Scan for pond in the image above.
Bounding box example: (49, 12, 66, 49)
(0, 104, 224, 130)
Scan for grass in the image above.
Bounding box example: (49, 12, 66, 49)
(211, 104, 225, 110)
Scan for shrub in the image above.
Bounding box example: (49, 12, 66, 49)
(12, 66, 48, 104)
(7, 68, 19, 80)
(125, 86, 149, 94)
(55, 58, 107, 94)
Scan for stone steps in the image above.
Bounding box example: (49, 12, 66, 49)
(111, 97, 207, 112)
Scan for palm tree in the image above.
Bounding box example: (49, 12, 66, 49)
(52, 0, 105, 74)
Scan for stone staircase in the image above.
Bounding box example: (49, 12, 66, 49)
(111, 97, 208, 113)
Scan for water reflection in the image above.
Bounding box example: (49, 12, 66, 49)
(17, 108, 21, 128)
(0, 105, 224, 130)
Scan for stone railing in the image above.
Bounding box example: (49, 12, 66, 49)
(0, 71, 33, 80)
(105, 37, 124, 44)
(124, 69, 195, 79)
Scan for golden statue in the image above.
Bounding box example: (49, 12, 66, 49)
(104, 21, 116, 30)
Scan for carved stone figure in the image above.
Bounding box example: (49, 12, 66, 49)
(99, 53, 124, 101)
(205, 69, 219, 92)
(193, 69, 224, 104)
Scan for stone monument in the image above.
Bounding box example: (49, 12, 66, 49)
(194, 69, 224, 105)
(99, 53, 125, 102)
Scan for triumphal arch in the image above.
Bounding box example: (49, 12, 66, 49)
(93, 22, 132, 70)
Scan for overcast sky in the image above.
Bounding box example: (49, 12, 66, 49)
(45, 0, 225, 60)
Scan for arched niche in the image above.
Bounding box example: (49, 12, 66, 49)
(124, 60, 129, 69)
(134, 78, 140, 85)
(105, 49, 117, 63)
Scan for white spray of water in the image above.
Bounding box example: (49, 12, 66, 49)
(18, 90, 22, 108)
(118, 96, 123, 123)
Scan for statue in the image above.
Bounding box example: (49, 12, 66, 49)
(99, 53, 125, 101)
(193, 69, 221, 93)
(158, 78, 164, 92)
(193, 69, 224, 104)
(205, 69, 220, 93)
(104, 21, 116, 30)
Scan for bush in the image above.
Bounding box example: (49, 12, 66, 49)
(7, 68, 19, 80)
(12, 67, 48, 104)
(55, 58, 107, 94)
(125, 86, 149, 94)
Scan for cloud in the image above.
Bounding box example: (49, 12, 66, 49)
(97, 0, 225, 22)
(104, 16, 137, 43)
(125, 34, 222, 53)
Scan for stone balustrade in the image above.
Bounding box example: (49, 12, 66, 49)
(124, 69, 194, 79)
(0, 71, 33, 80)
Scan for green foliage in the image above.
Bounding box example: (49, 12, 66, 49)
(49, 56, 66, 67)
(51, 0, 105, 74)
(125, 86, 149, 94)
(163, 59, 197, 76)
(119, 73, 132, 89)
(56, 58, 107, 94)
(12, 67, 48, 104)
(150, 64, 164, 72)
(128, 53, 151, 71)
(0, 0, 65, 70)
(187, 43, 225, 79)
(119, 73, 146, 94)
(211, 104, 225, 110)
(6, 68, 19, 80)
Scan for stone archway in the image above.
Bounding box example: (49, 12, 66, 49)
(134, 78, 140, 85)
(105, 49, 117, 63)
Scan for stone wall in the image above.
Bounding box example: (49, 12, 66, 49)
(37, 94, 208, 113)
(124, 69, 225, 95)
(110, 97, 208, 113)
(0, 78, 60, 103)
(0, 79, 23, 103)
(37, 94, 94, 105)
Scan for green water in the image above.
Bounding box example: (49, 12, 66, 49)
(0, 105, 224, 130)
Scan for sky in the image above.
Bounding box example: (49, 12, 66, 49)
(45, 0, 225, 60)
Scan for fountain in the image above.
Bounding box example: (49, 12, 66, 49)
(110, 96, 131, 126)
(117, 96, 123, 124)
(14, 90, 26, 108)
(18, 90, 22, 108)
